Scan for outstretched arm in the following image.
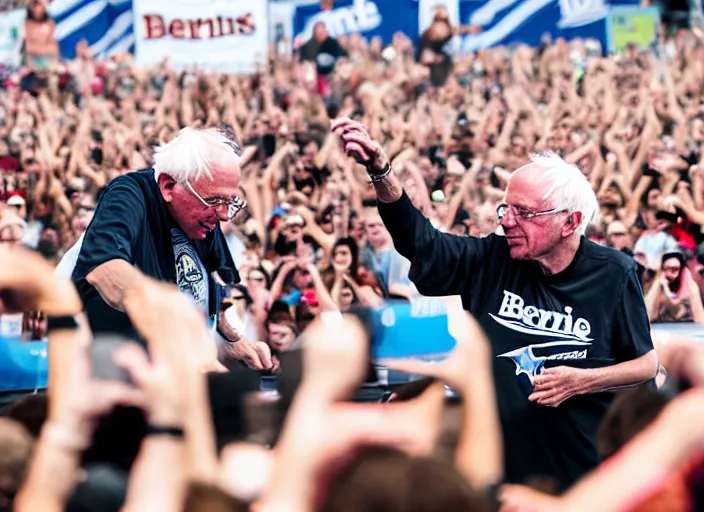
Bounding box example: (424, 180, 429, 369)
(331, 117, 492, 297)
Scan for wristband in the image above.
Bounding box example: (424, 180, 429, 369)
(145, 425, 185, 439)
(46, 315, 79, 333)
(367, 162, 393, 184)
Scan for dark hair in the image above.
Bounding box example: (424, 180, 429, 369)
(321, 446, 489, 512)
(661, 251, 686, 293)
(26, 0, 50, 22)
(7, 393, 47, 438)
(331, 237, 360, 278)
(247, 266, 271, 289)
(597, 387, 670, 460)
(183, 482, 249, 512)
(0, 418, 34, 512)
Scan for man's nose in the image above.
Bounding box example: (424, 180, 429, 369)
(215, 205, 230, 221)
(500, 209, 517, 229)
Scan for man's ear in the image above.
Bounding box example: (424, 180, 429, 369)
(157, 174, 177, 203)
(563, 211, 583, 238)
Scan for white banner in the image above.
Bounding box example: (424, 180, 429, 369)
(0, 9, 26, 69)
(132, 0, 269, 74)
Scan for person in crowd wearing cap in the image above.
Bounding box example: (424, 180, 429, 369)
(332, 117, 658, 491)
(645, 251, 704, 324)
(0, 213, 26, 245)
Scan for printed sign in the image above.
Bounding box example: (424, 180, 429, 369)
(0, 9, 26, 68)
(606, 6, 660, 54)
(132, 0, 269, 73)
(418, 0, 642, 54)
(293, 0, 419, 46)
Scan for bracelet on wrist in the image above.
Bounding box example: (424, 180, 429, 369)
(145, 424, 185, 439)
(367, 162, 393, 184)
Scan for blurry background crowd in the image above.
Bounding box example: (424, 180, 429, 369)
(3, 0, 704, 328)
(1, 0, 704, 510)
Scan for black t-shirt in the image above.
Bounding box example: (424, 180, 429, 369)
(379, 193, 654, 489)
(71, 169, 239, 339)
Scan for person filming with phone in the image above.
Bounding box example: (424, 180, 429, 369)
(331, 116, 659, 491)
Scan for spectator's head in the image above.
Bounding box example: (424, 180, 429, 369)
(282, 213, 305, 243)
(348, 212, 365, 245)
(362, 208, 390, 250)
(606, 221, 631, 251)
(313, 22, 328, 44)
(500, 153, 598, 263)
(321, 446, 489, 512)
(661, 252, 686, 289)
(27, 0, 50, 23)
(266, 318, 298, 353)
(153, 128, 245, 240)
(0, 418, 34, 512)
(293, 264, 314, 291)
(598, 387, 669, 460)
(246, 267, 270, 294)
(339, 284, 357, 310)
(318, 205, 335, 235)
(226, 284, 253, 318)
(332, 237, 359, 274)
(7, 393, 47, 438)
(5, 194, 26, 221)
(0, 215, 26, 245)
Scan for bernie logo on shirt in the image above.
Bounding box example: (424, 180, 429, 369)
(491, 291, 593, 379)
(489, 290, 592, 342)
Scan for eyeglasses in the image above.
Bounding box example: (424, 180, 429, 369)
(496, 203, 567, 222)
(183, 180, 247, 220)
(663, 265, 682, 272)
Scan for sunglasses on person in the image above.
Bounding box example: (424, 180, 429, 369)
(183, 180, 247, 220)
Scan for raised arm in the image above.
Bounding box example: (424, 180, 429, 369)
(331, 117, 491, 297)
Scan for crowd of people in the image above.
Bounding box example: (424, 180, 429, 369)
(1, 0, 704, 509)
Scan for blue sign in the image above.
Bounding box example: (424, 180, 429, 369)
(293, 0, 419, 46)
(370, 299, 456, 360)
(49, 0, 134, 60)
(455, 0, 641, 54)
(0, 337, 47, 392)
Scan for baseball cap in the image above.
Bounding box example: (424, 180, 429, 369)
(7, 194, 25, 207)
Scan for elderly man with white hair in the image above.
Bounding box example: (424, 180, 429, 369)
(67, 127, 273, 369)
(332, 117, 658, 491)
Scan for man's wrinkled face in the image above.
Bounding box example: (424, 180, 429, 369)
(160, 164, 242, 240)
(500, 168, 567, 261)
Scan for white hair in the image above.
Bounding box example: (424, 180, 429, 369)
(527, 152, 599, 236)
(152, 127, 241, 183)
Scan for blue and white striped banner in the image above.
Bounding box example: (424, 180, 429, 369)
(48, 0, 134, 60)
